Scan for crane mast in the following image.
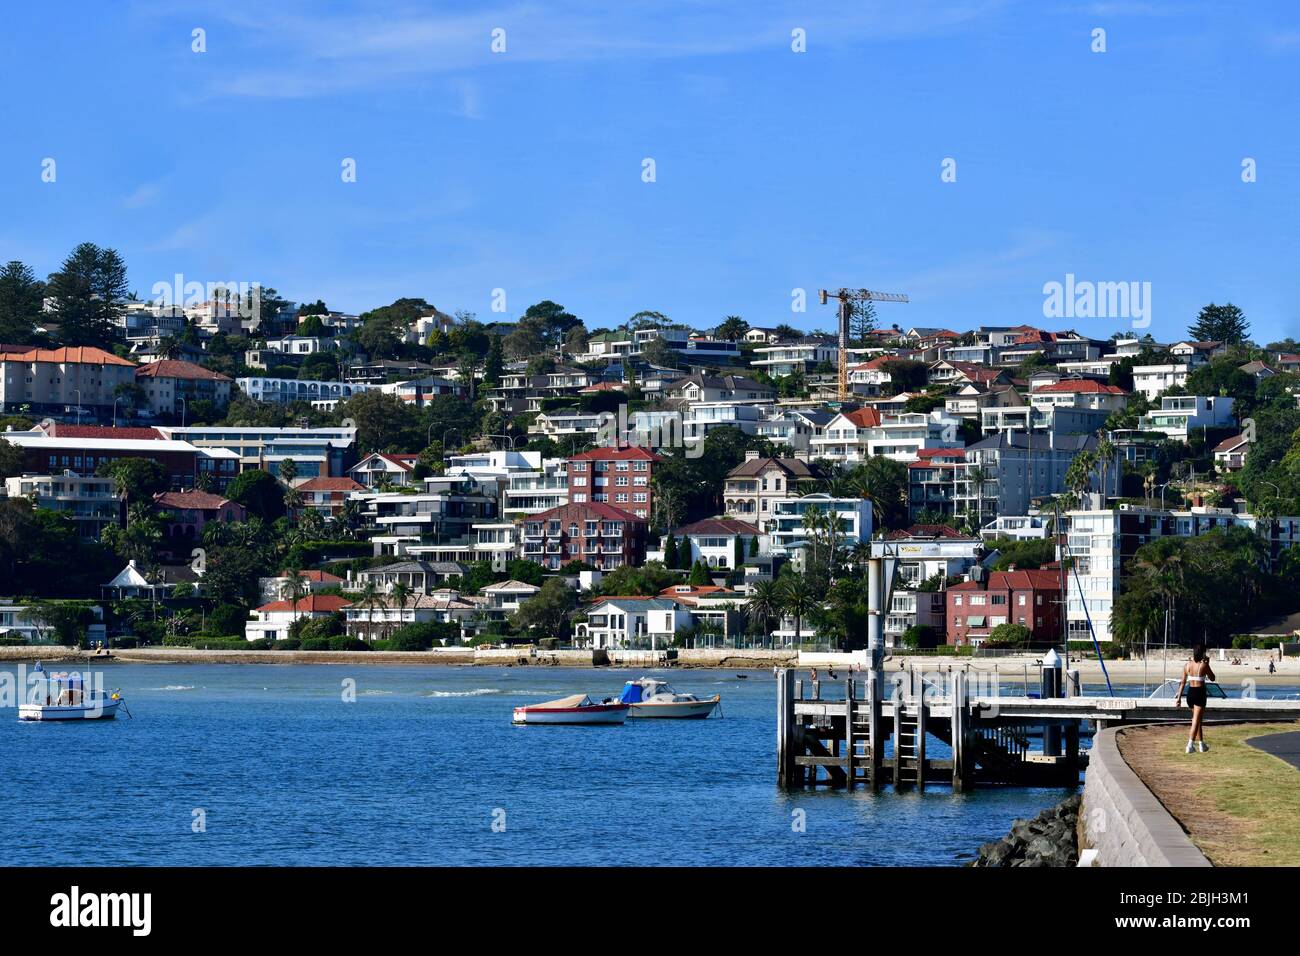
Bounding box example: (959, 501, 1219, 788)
(818, 287, 909, 402)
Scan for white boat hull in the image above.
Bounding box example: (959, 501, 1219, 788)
(19, 699, 121, 721)
(628, 696, 720, 719)
(512, 703, 629, 725)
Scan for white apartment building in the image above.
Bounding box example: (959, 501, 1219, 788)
(1131, 364, 1190, 401)
(750, 338, 838, 378)
(238, 377, 376, 405)
(765, 494, 873, 554)
(1062, 505, 1300, 643)
(3, 471, 122, 539)
(502, 459, 569, 518)
(1137, 395, 1235, 441)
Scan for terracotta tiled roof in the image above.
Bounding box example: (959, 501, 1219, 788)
(948, 570, 1060, 592)
(255, 595, 352, 613)
(674, 518, 760, 536)
(842, 408, 882, 428)
(154, 490, 237, 510)
(297, 477, 365, 492)
(0, 346, 135, 367)
(136, 360, 233, 382)
(726, 457, 824, 480)
(569, 446, 661, 463)
(1032, 379, 1126, 394)
(530, 501, 646, 523)
(43, 424, 165, 440)
(277, 569, 344, 583)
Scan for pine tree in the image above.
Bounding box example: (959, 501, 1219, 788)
(46, 243, 128, 347)
(663, 533, 678, 567)
(483, 334, 504, 387)
(0, 260, 43, 344)
(850, 300, 877, 345)
(688, 560, 712, 585)
(1188, 303, 1249, 344)
(733, 536, 745, 568)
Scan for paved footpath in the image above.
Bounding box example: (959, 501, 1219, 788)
(1246, 730, 1300, 770)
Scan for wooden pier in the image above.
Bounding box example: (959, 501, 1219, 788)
(777, 667, 1300, 790)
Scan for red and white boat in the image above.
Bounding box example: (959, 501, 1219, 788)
(511, 694, 629, 725)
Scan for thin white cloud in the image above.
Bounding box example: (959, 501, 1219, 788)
(161, 0, 1008, 100)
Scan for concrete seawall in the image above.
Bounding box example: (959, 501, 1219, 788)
(1080, 725, 1211, 867)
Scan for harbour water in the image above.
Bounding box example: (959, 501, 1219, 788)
(2, 664, 1290, 867)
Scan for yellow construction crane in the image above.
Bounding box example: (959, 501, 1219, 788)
(819, 287, 909, 402)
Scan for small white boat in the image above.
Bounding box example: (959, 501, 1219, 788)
(619, 678, 720, 719)
(19, 672, 124, 721)
(512, 694, 629, 725)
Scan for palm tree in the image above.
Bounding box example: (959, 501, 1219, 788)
(780, 575, 818, 648)
(357, 580, 381, 643)
(285, 567, 310, 637)
(747, 580, 783, 641)
(388, 582, 412, 642)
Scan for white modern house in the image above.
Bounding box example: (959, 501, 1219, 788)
(750, 338, 838, 377)
(764, 494, 873, 554)
(1131, 364, 1190, 401)
(576, 597, 691, 649)
(1138, 395, 1235, 441)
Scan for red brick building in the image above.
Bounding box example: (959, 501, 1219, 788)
(567, 446, 660, 520)
(945, 568, 1062, 647)
(522, 502, 648, 571)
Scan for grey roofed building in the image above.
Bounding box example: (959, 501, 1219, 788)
(355, 560, 470, 593)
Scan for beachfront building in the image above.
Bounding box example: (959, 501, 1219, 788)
(244, 595, 352, 642)
(945, 569, 1062, 647)
(1061, 505, 1300, 644)
(576, 597, 691, 650)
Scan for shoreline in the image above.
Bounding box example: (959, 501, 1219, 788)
(1, 645, 1297, 684)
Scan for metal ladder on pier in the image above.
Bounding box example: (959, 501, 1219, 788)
(893, 706, 923, 789)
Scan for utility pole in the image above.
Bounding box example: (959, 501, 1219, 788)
(818, 287, 909, 403)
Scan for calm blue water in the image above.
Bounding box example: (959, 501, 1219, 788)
(1, 663, 1238, 867)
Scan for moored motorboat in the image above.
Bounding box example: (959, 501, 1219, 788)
(619, 678, 720, 719)
(18, 672, 124, 721)
(512, 694, 629, 725)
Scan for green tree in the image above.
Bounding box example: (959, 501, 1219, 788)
(779, 574, 817, 646)
(338, 391, 422, 453)
(482, 334, 505, 387)
(746, 580, 782, 638)
(688, 560, 712, 585)
(662, 533, 679, 568)
(1188, 303, 1249, 344)
(0, 437, 23, 480)
(522, 300, 581, 346)
(96, 457, 168, 505)
(716, 316, 749, 342)
(46, 242, 129, 347)
(226, 469, 286, 522)
(512, 577, 577, 640)
(0, 260, 44, 344)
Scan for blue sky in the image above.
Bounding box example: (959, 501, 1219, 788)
(1, 1, 1297, 343)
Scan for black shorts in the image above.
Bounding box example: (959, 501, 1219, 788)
(1186, 685, 1207, 708)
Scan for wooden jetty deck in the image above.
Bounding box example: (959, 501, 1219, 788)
(777, 668, 1300, 791)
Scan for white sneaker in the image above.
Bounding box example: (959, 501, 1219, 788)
(1186, 741, 1196, 754)
(1198, 741, 1209, 753)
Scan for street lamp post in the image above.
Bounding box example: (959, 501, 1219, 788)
(112, 397, 122, 429)
(179, 396, 187, 427)
(73, 389, 82, 426)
